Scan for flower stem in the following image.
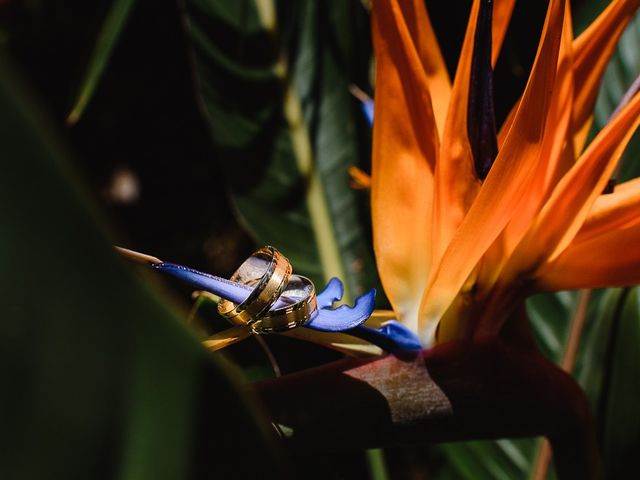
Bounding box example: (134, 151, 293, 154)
(253, 336, 597, 479)
(365, 449, 389, 480)
(531, 289, 592, 480)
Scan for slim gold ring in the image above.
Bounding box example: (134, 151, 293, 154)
(217, 246, 292, 326)
(252, 275, 317, 334)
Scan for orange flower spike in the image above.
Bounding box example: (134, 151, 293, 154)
(371, 0, 440, 333)
(504, 91, 640, 286)
(418, 0, 566, 344)
(500, 0, 575, 257)
(537, 223, 640, 291)
(538, 179, 640, 291)
(575, 177, 640, 244)
(497, 0, 639, 151)
(476, 84, 640, 338)
(432, 0, 481, 265)
(571, 0, 640, 153)
(473, 1, 575, 305)
(397, 0, 451, 137)
(433, 0, 514, 262)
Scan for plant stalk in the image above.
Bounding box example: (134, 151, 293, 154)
(253, 333, 598, 479)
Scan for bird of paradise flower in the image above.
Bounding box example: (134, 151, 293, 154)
(251, 3, 639, 479)
(366, 0, 640, 348)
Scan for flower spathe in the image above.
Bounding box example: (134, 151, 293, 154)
(371, 0, 640, 346)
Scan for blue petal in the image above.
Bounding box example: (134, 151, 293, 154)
(306, 288, 376, 332)
(376, 320, 423, 350)
(316, 277, 344, 308)
(152, 262, 252, 305)
(154, 262, 306, 310)
(361, 99, 374, 126)
(153, 262, 422, 355)
(348, 321, 422, 357)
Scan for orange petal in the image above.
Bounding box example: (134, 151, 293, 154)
(387, 0, 451, 137)
(432, 0, 481, 266)
(573, 176, 640, 244)
(506, 90, 640, 280)
(419, 0, 567, 344)
(572, 0, 640, 153)
(371, 0, 440, 333)
(492, 0, 516, 67)
(498, 0, 639, 150)
(500, 2, 575, 257)
(497, 97, 517, 148)
(476, 3, 575, 295)
(459, 0, 516, 306)
(536, 222, 640, 290)
(496, 2, 570, 147)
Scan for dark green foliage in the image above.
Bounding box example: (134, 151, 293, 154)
(182, 0, 380, 302)
(0, 56, 281, 480)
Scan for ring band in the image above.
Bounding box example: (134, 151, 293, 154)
(217, 246, 292, 325)
(252, 275, 317, 333)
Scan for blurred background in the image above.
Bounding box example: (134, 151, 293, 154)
(1, 0, 639, 478)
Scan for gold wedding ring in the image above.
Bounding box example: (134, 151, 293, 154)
(217, 246, 292, 326)
(252, 275, 317, 334)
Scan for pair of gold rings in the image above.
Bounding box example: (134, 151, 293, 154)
(217, 246, 317, 333)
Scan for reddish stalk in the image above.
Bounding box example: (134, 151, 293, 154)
(252, 306, 598, 479)
(531, 289, 593, 480)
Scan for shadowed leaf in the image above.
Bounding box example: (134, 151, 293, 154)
(0, 54, 282, 480)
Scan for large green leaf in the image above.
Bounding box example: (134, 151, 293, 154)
(181, 0, 379, 303)
(0, 56, 281, 479)
(576, 288, 640, 479)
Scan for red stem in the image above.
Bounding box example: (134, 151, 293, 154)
(252, 335, 597, 478)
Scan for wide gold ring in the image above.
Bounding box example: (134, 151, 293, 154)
(217, 246, 292, 325)
(252, 275, 317, 334)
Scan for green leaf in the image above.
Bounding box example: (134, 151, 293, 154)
(576, 288, 640, 479)
(67, 0, 137, 125)
(181, 0, 379, 303)
(527, 291, 579, 362)
(434, 439, 536, 480)
(0, 55, 282, 479)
